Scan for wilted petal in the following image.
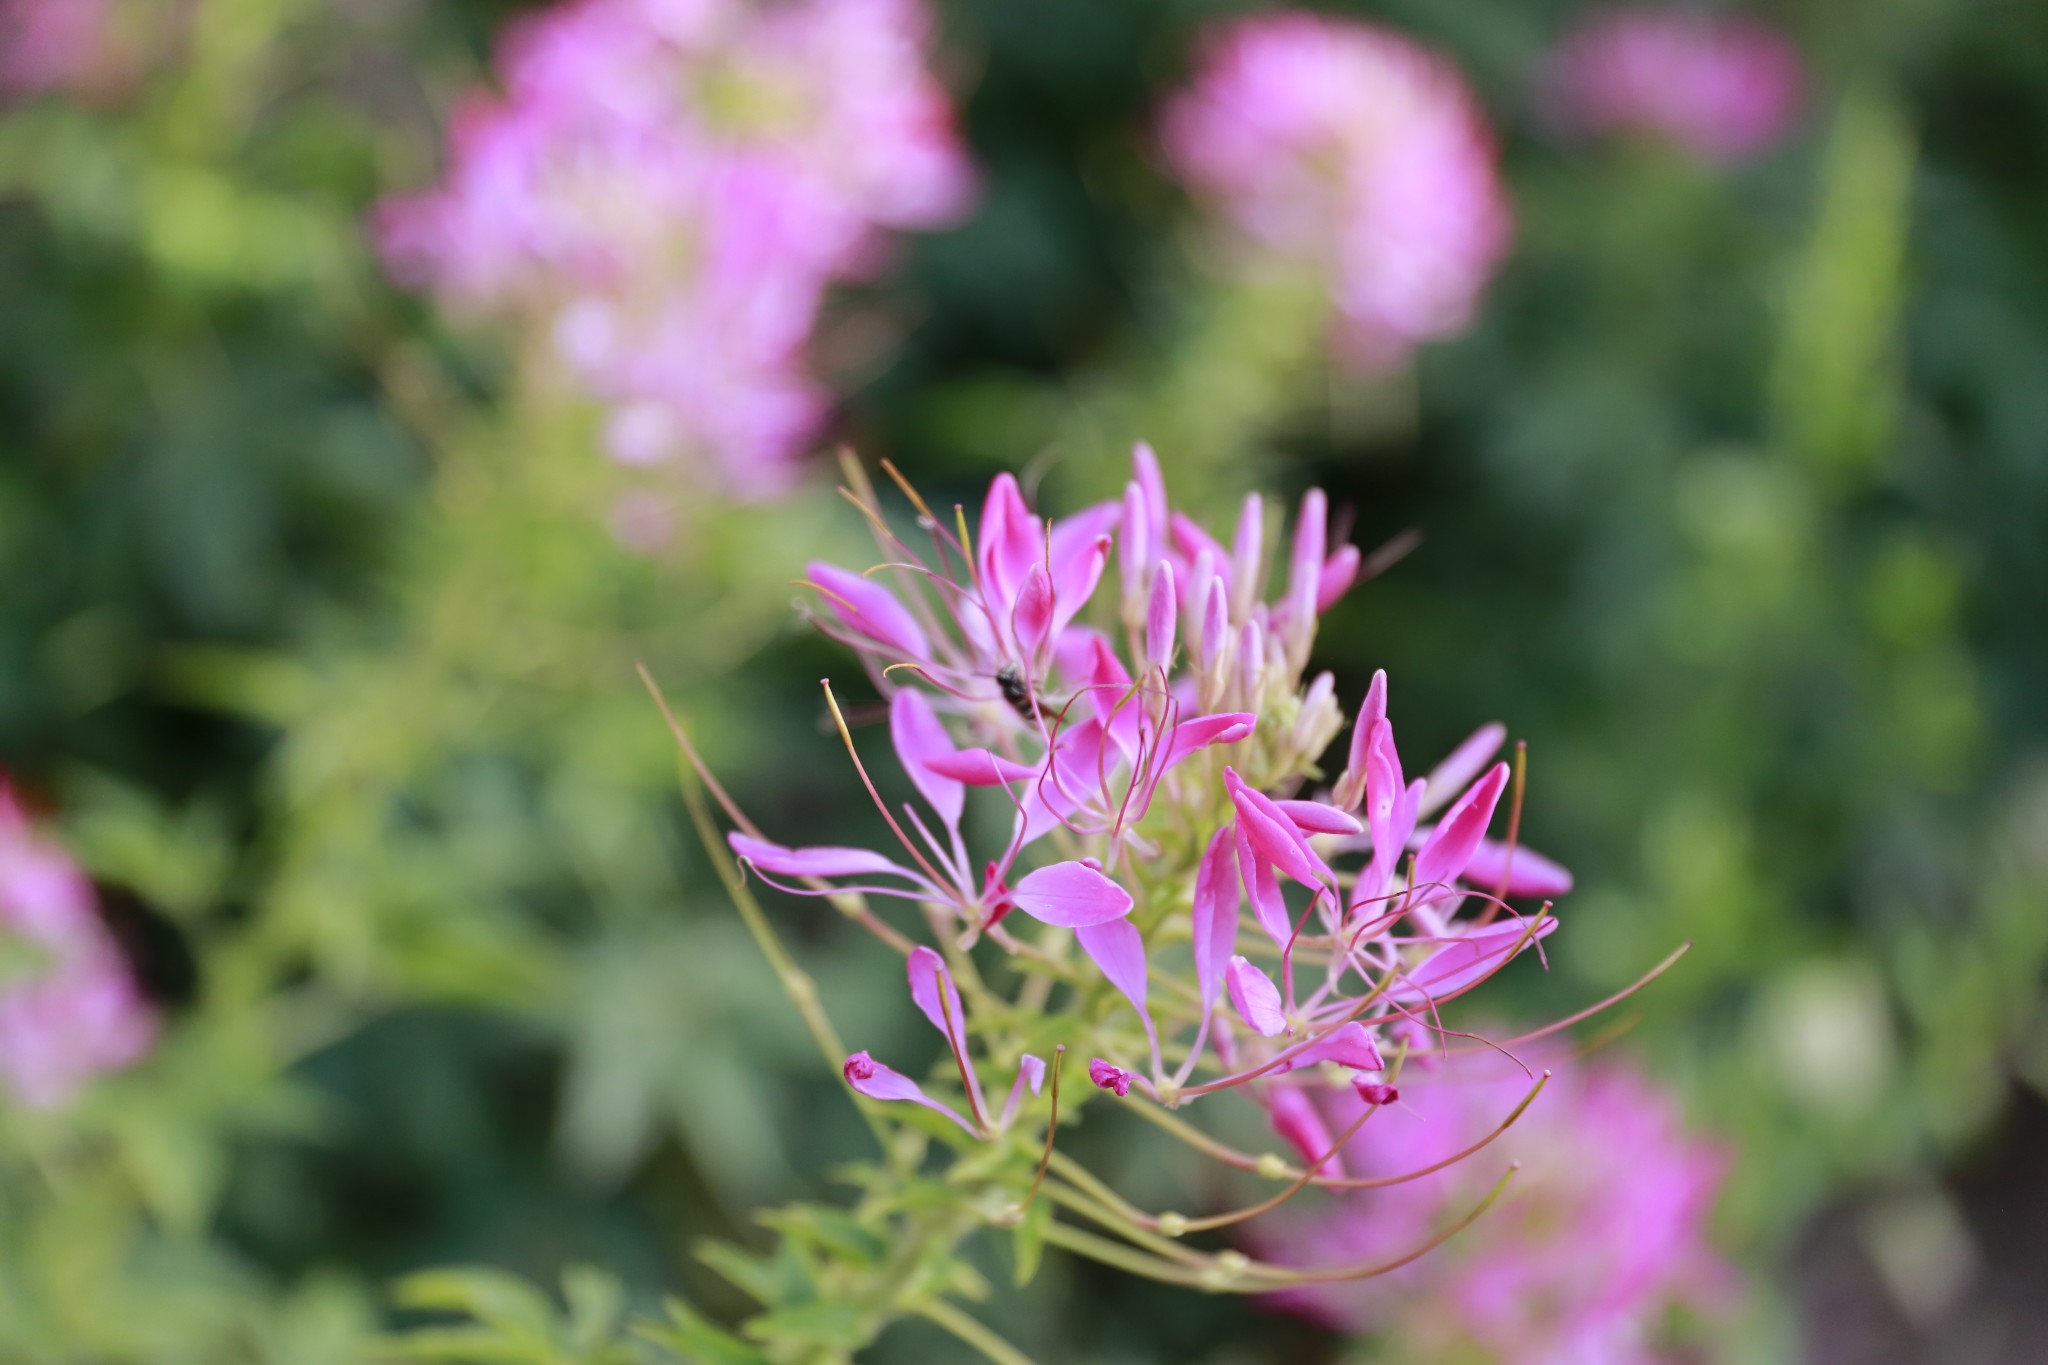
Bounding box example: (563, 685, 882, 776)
(1225, 955, 1286, 1036)
(807, 563, 928, 659)
(1011, 860, 1133, 927)
(891, 690, 962, 828)
(1190, 829, 1240, 1009)
(1354, 1080, 1399, 1106)
(843, 1051, 979, 1136)
(1412, 761, 1510, 894)
(1089, 1058, 1135, 1097)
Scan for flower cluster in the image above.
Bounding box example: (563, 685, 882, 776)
(1263, 1040, 1732, 1363)
(1159, 12, 1512, 371)
(374, 0, 975, 504)
(728, 446, 1603, 1288)
(0, 780, 156, 1110)
(1542, 8, 1804, 164)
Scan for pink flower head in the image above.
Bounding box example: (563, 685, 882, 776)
(0, 0, 108, 100)
(1544, 8, 1804, 163)
(0, 781, 156, 1109)
(374, 0, 975, 499)
(1264, 1043, 1733, 1364)
(1160, 12, 1512, 369)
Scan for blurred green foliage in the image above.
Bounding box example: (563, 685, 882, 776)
(3, 0, 2047, 1362)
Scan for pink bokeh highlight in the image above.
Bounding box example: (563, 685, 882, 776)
(1160, 11, 1512, 370)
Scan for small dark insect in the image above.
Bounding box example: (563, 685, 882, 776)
(993, 663, 1040, 721)
(92, 882, 200, 1012)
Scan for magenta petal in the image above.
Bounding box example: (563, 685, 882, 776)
(1317, 543, 1361, 612)
(1088, 1057, 1134, 1097)
(1344, 670, 1389, 784)
(1274, 799, 1363, 837)
(1224, 955, 1286, 1036)
(891, 690, 963, 828)
(1077, 917, 1149, 1014)
(807, 562, 928, 659)
(978, 473, 1038, 602)
(1280, 1021, 1384, 1073)
(1164, 711, 1257, 770)
(924, 748, 1039, 786)
(906, 946, 969, 1051)
(1011, 861, 1133, 927)
(843, 1051, 926, 1103)
(1451, 838, 1575, 898)
(1235, 819, 1292, 946)
(1422, 722, 1507, 815)
(1391, 916, 1558, 1004)
(729, 833, 912, 881)
(1049, 524, 1113, 637)
(1228, 771, 1331, 889)
(1144, 562, 1177, 673)
(1265, 1084, 1343, 1174)
(1012, 564, 1055, 651)
(1412, 761, 1510, 893)
(1190, 829, 1240, 1008)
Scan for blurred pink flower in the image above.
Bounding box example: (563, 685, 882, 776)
(375, 0, 975, 496)
(0, 0, 107, 98)
(0, 782, 155, 1110)
(1160, 12, 1512, 370)
(1263, 1043, 1732, 1364)
(1544, 8, 1804, 163)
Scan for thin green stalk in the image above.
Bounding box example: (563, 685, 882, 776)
(917, 1299, 1041, 1365)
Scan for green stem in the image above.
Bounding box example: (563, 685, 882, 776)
(917, 1299, 1041, 1365)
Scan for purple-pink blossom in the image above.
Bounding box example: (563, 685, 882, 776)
(1160, 11, 1512, 369)
(0, 0, 109, 98)
(374, 0, 975, 498)
(1543, 8, 1804, 163)
(1263, 1043, 1732, 1363)
(0, 781, 156, 1110)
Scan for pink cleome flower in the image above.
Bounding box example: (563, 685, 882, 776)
(0, 781, 156, 1110)
(374, 0, 976, 499)
(1160, 11, 1512, 370)
(1263, 1042, 1732, 1364)
(1543, 8, 1804, 163)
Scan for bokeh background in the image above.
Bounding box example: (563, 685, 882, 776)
(3, 0, 2046, 1361)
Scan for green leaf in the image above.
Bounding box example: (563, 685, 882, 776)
(754, 1207, 888, 1269)
(392, 1268, 557, 1342)
(1010, 1198, 1051, 1288)
(742, 1301, 868, 1350)
(632, 1299, 770, 1365)
(560, 1266, 625, 1355)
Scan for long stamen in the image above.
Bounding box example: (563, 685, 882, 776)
(820, 680, 957, 900)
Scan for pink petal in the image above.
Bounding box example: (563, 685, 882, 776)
(890, 690, 962, 828)
(978, 473, 1038, 606)
(906, 946, 969, 1053)
(1169, 512, 1226, 576)
(1231, 493, 1264, 615)
(1119, 480, 1153, 605)
(1010, 860, 1133, 928)
(1144, 561, 1177, 673)
(1228, 770, 1332, 890)
(1279, 1021, 1384, 1073)
(1224, 955, 1286, 1036)
(1274, 799, 1363, 837)
(1198, 573, 1229, 670)
(1011, 564, 1055, 652)
(1422, 722, 1507, 815)
(1412, 761, 1510, 894)
(1316, 543, 1361, 612)
(843, 1050, 925, 1103)
(1389, 916, 1558, 1004)
(807, 563, 928, 659)
(1447, 838, 1575, 898)
(1049, 524, 1113, 638)
(729, 833, 911, 881)
(1235, 818, 1292, 946)
(1163, 711, 1256, 770)
(1190, 829, 1240, 1009)
(1077, 917, 1149, 1015)
(1265, 1084, 1343, 1174)
(924, 748, 1039, 786)
(1088, 1057, 1134, 1097)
